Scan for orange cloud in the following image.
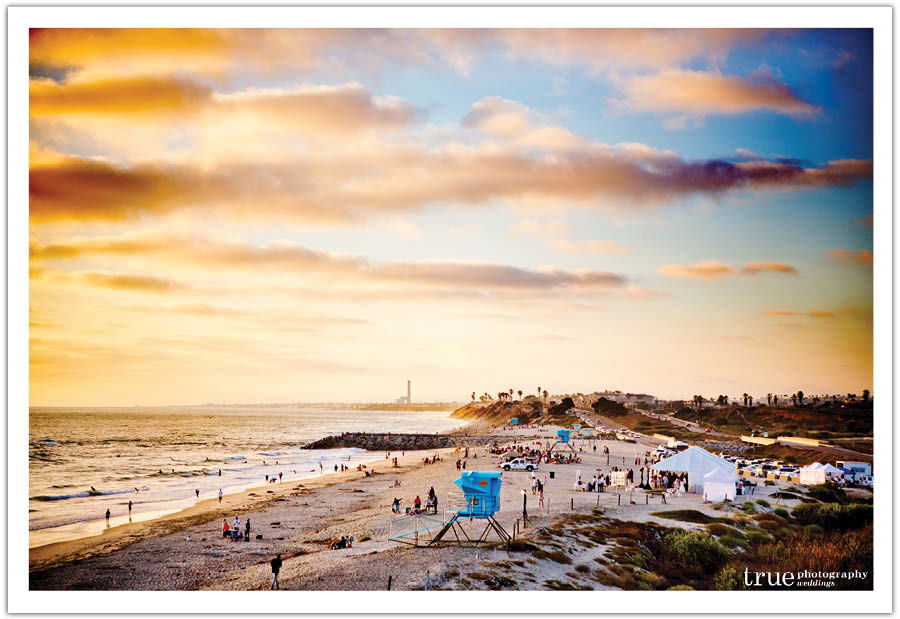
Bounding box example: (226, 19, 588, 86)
(30, 76, 212, 116)
(30, 237, 628, 291)
(809, 310, 834, 318)
(826, 248, 873, 267)
(658, 260, 736, 280)
(741, 261, 798, 275)
(763, 310, 799, 316)
(29, 141, 873, 223)
(620, 69, 821, 120)
(856, 213, 873, 228)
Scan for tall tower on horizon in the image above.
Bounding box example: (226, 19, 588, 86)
(407, 380, 411, 405)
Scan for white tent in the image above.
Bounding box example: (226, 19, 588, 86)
(650, 446, 736, 493)
(801, 462, 843, 484)
(822, 463, 843, 479)
(703, 467, 736, 501)
(799, 462, 825, 485)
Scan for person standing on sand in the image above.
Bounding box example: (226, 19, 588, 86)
(128, 500, 132, 517)
(105, 508, 111, 525)
(195, 489, 200, 498)
(245, 518, 250, 539)
(218, 469, 221, 476)
(218, 488, 223, 503)
(279, 472, 282, 482)
(270, 554, 282, 590)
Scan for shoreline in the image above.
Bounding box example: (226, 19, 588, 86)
(29, 444, 467, 572)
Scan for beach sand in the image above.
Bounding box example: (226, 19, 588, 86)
(29, 425, 808, 591)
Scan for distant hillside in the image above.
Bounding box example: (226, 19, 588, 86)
(672, 404, 872, 438)
(451, 398, 581, 427)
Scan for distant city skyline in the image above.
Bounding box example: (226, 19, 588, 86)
(29, 28, 873, 406)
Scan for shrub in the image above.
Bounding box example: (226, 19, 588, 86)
(755, 499, 770, 508)
(764, 480, 775, 486)
(706, 523, 741, 537)
(668, 585, 694, 590)
(574, 563, 590, 573)
(741, 502, 758, 514)
(791, 503, 873, 532)
(713, 567, 743, 590)
(805, 484, 848, 505)
(651, 510, 730, 524)
(546, 550, 572, 564)
(746, 531, 771, 545)
(719, 535, 749, 550)
(773, 508, 790, 520)
(757, 520, 781, 533)
(661, 531, 730, 575)
(804, 524, 824, 536)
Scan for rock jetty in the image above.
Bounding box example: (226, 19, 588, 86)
(302, 432, 491, 452)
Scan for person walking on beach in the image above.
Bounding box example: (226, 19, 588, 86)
(319, 461, 323, 475)
(128, 500, 132, 517)
(105, 508, 111, 525)
(270, 554, 282, 590)
(195, 489, 199, 498)
(245, 518, 250, 539)
(278, 472, 282, 482)
(218, 488, 223, 504)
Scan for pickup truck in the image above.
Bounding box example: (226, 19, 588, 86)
(499, 458, 538, 472)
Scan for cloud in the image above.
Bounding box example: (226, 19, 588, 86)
(735, 148, 761, 159)
(463, 97, 583, 150)
(30, 76, 213, 116)
(658, 260, 736, 280)
(808, 309, 834, 318)
(855, 213, 873, 228)
(31, 77, 421, 133)
(30, 28, 773, 83)
(763, 310, 800, 316)
(30, 237, 629, 292)
(38, 271, 188, 293)
(619, 69, 821, 122)
(826, 248, 873, 267)
(741, 261, 798, 275)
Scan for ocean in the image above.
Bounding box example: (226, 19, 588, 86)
(29, 406, 462, 547)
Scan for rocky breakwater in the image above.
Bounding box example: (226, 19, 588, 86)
(303, 432, 462, 452)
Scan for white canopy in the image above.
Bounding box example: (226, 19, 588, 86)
(703, 467, 736, 501)
(651, 446, 736, 493)
(800, 462, 843, 484)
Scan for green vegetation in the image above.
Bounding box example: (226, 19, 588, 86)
(651, 510, 733, 525)
(741, 502, 758, 514)
(791, 503, 873, 531)
(661, 531, 730, 575)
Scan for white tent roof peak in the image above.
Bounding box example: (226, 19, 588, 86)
(650, 445, 734, 473)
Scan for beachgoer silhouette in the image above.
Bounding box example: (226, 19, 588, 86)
(270, 554, 282, 589)
(105, 508, 111, 525)
(128, 500, 132, 515)
(278, 472, 282, 482)
(218, 469, 221, 476)
(91, 486, 96, 492)
(218, 489, 223, 503)
(195, 489, 200, 498)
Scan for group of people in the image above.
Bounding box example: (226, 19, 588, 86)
(391, 486, 438, 515)
(222, 515, 251, 541)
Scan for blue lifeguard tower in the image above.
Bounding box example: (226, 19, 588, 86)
(548, 428, 577, 454)
(509, 417, 518, 425)
(429, 472, 511, 546)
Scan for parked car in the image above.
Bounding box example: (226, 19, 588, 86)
(500, 458, 538, 472)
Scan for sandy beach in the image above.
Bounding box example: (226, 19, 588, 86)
(28, 422, 820, 591)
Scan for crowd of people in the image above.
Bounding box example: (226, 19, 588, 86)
(222, 515, 251, 541)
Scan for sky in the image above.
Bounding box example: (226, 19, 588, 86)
(28, 28, 873, 406)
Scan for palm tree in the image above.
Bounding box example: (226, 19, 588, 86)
(863, 389, 870, 402)
(542, 389, 548, 402)
(797, 390, 804, 406)
(537, 386, 541, 398)
(517, 390, 523, 400)
(471, 392, 476, 402)
(791, 394, 797, 406)
(742, 393, 749, 407)
(773, 395, 778, 406)
(509, 389, 514, 400)
(767, 393, 772, 407)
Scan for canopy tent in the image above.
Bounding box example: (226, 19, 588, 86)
(799, 462, 826, 485)
(650, 446, 736, 493)
(800, 462, 844, 485)
(703, 467, 736, 501)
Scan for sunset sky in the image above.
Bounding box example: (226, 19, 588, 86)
(28, 28, 873, 406)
